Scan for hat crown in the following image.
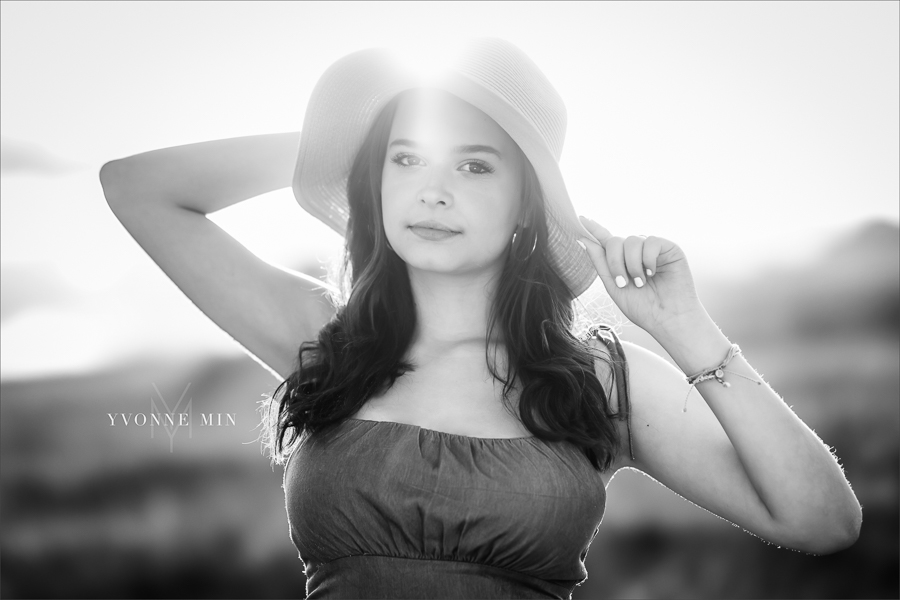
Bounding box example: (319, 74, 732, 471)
(450, 39, 568, 162)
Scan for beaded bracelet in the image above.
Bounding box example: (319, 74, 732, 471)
(682, 343, 762, 412)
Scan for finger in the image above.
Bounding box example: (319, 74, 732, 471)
(642, 235, 663, 277)
(623, 236, 647, 287)
(578, 237, 615, 290)
(600, 235, 628, 289)
(578, 215, 612, 246)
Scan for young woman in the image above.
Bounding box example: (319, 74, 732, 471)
(100, 38, 861, 599)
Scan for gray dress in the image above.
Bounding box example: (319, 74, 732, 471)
(283, 325, 634, 599)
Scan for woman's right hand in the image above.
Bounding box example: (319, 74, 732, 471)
(99, 133, 335, 380)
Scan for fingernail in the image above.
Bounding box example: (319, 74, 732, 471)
(615, 275, 626, 288)
(646, 268, 653, 277)
(576, 239, 586, 250)
(634, 277, 644, 288)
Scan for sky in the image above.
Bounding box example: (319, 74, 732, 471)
(1, 1, 898, 378)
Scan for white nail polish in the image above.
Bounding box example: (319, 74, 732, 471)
(646, 269, 653, 277)
(634, 277, 644, 288)
(615, 275, 626, 288)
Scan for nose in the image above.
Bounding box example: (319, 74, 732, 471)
(418, 172, 453, 207)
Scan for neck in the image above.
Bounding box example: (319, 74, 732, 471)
(406, 266, 502, 356)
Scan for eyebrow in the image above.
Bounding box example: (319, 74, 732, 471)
(388, 139, 502, 159)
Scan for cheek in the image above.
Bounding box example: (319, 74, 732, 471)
(480, 182, 523, 235)
(464, 195, 522, 258)
(379, 174, 406, 231)
(473, 203, 516, 238)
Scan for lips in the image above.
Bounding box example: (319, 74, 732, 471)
(409, 220, 460, 233)
(408, 220, 461, 241)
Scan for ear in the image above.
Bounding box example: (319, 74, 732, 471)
(520, 208, 534, 230)
(519, 187, 540, 231)
(516, 204, 531, 230)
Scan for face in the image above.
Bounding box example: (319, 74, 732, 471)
(381, 89, 526, 281)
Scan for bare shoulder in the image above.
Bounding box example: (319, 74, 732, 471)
(586, 334, 689, 478)
(584, 333, 674, 410)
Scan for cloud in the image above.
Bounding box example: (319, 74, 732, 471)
(0, 137, 82, 176)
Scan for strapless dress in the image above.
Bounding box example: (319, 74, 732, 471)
(283, 325, 633, 599)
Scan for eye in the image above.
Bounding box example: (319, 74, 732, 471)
(461, 160, 494, 175)
(390, 153, 423, 167)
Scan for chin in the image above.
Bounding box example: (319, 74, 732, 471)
(396, 250, 462, 274)
(400, 250, 507, 281)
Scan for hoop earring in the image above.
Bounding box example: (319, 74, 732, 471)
(511, 226, 536, 260)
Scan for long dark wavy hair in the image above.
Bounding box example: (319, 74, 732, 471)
(262, 92, 623, 471)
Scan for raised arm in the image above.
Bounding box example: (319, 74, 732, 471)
(99, 133, 335, 380)
(578, 218, 861, 555)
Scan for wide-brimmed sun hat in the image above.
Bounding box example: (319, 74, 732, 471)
(292, 37, 597, 297)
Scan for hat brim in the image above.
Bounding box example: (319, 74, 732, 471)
(293, 46, 598, 297)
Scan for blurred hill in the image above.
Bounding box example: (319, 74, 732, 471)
(702, 219, 899, 342)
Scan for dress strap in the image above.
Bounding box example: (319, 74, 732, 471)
(587, 324, 636, 462)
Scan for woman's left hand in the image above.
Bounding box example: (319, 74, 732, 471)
(577, 215, 706, 337)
